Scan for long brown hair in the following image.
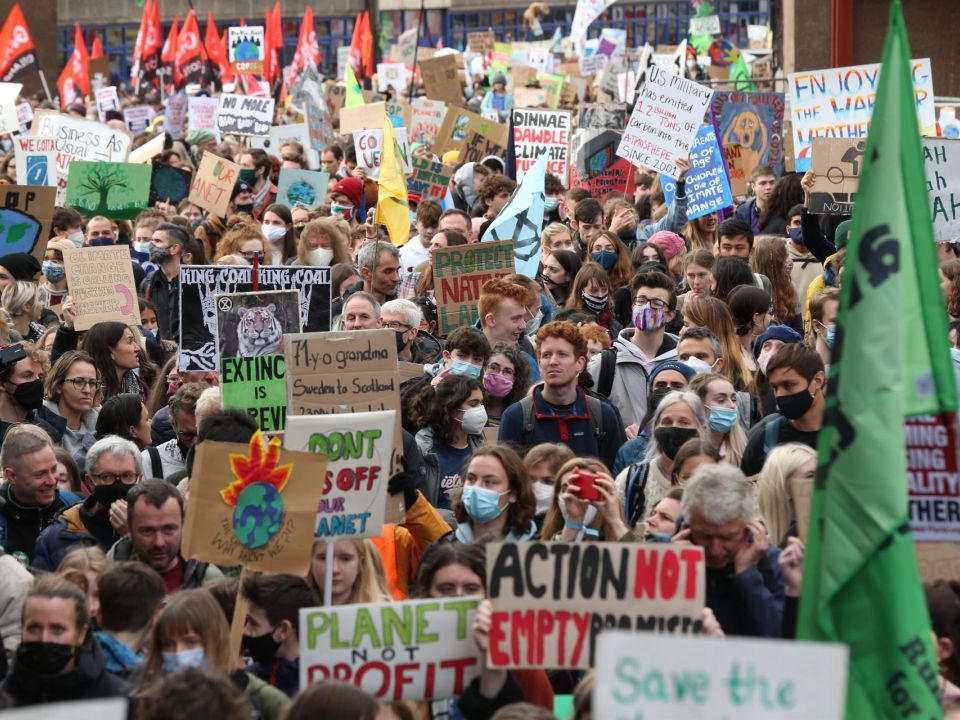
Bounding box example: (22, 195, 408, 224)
(539, 457, 613, 540)
(454, 445, 536, 537)
(683, 296, 752, 388)
(751, 236, 798, 325)
(586, 230, 633, 289)
(565, 262, 614, 316)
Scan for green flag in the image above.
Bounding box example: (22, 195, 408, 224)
(796, 2, 955, 718)
(345, 64, 364, 108)
(729, 52, 756, 92)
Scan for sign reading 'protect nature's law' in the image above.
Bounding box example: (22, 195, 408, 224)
(432, 240, 515, 335)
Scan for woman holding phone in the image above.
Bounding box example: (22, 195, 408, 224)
(539, 458, 627, 541)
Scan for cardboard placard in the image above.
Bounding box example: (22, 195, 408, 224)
(179, 266, 332, 372)
(0, 83, 23, 135)
(809, 137, 865, 214)
(571, 129, 636, 197)
(354, 126, 411, 180)
(277, 169, 330, 209)
(782, 118, 796, 172)
(0, 698, 128, 720)
(217, 290, 303, 433)
(712, 91, 786, 178)
(907, 414, 960, 542)
(62, 245, 139, 331)
(468, 30, 495, 53)
(662, 125, 732, 219)
(923, 138, 960, 243)
(228, 25, 264, 75)
(377, 62, 411, 94)
(88, 57, 111, 92)
(339, 101, 388, 135)
(15, 103, 33, 134)
(512, 108, 571, 185)
(689, 14, 721, 35)
(723, 143, 749, 198)
(31, 110, 133, 190)
(486, 541, 706, 668)
(300, 598, 482, 701)
(306, 101, 335, 152)
(409, 97, 446, 145)
(163, 93, 188, 140)
(187, 96, 221, 142)
(915, 542, 960, 583)
(13, 136, 58, 187)
(181, 434, 328, 574)
(513, 86, 549, 109)
(94, 86, 120, 123)
(578, 103, 628, 132)
(65, 162, 151, 220)
(0, 185, 56, 261)
(217, 93, 274, 137)
(406, 156, 454, 202)
(284, 410, 397, 539)
(123, 106, 153, 135)
(433, 240, 515, 335)
(594, 632, 848, 719)
(510, 66, 539, 93)
(149, 161, 193, 206)
(419, 53, 464, 105)
(433, 107, 508, 158)
(189, 152, 240, 218)
(618, 65, 713, 177)
(461, 129, 506, 164)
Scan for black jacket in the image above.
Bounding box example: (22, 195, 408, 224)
(109, 536, 220, 590)
(140, 268, 180, 341)
(0, 482, 81, 566)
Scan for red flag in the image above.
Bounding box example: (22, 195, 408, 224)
(56, 24, 89, 108)
(204, 11, 231, 83)
(0, 3, 39, 83)
(290, 7, 320, 83)
(264, 2, 282, 87)
(175, 9, 204, 89)
(349, 11, 375, 80)
(90, 36, 104, 59)
(139, 0, 162, 87)
(130, 0, 149, 83)
(159, 14, 179, 89)
(360, 11, 374, 79)
(219, 28, 235, 83)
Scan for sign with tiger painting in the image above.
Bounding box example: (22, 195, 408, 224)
(216, 290, 302, 434)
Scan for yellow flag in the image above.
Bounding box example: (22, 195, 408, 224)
(345, 64, 364, 108)
(377, 116, 410, 246)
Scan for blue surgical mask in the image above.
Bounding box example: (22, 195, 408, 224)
(823, 267, 837, 286)
(42, 261, 65, 282)
(591, 250, 617, 270)
(461, 485, 508, 523)
(825, 324, 836, 348)
(788, 227, 804, 246)
(161, 647, 208, 674)
(707, 406, 738, 433)
(450, 360, 481, 379)
(544, 196, 559, 212)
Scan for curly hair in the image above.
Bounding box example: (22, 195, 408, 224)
(297, 218, 352, 266)
(409, 375, 483, 445)
(750, 236, 798, 325)
(535, 320, 588, 359)
(213, 224, 267, 260)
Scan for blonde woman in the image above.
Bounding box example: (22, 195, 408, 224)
(57, 546, 109, 619)
(295, 218, 351, 267)
(307, 538, 391, 606)
(213, 224, 269, 263)
(756, 443, 816, 547)
(688, 373, 748, 466)
(540, 222, 577, 258)
(2, 280, 44, 342)
(540, 457, 625, 542)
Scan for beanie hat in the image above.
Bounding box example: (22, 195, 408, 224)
(834, 219, 853, 249)
(647, 360, 696, 391)
(330, 177, 364, 209)
(0, 253, 42, 281)
(648, 231, 687, 261)
(186, 129, 216, 147)
(492, 72, 507, 86)
(753, 323, 804, 359)
(441, 149, 461, 165)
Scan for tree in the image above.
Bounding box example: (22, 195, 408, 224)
(79, 165, 126, 213)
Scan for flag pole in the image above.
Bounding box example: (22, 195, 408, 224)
(407, 0, 426, 104)
(37, 69, 53, 104)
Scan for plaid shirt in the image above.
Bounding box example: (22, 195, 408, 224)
(397, 271, 422, 299)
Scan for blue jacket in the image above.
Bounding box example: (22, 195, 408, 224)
(33, 497, 118, 572)
(707, 545, 785, 638)
(0, 483, 81, 566)
(94, 631, 143, 677)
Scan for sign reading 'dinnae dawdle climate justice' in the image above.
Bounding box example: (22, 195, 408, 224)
(908, 414, 960, 542)
(923, 138, 960, 244)
(617, 64, 713, 178)
(511, 109, 571, 185)
(594, 632, 849, 719)
(284, 410, 396, 540)
(433, 240, 515, 335)
(300, 598, 482, 701)
(486, 541, 705, 669)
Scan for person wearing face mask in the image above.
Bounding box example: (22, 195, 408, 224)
(40, 239, 74, 309)
(3, 574, 131, 706)
(261, 204, 298, 265)
(751, 324, 804, 418)
(381, 298, 440, 365)
(483, 343, 532, 427)
(741, 343, 826, 478)
(540, 458, 625, 542)
(291, 204, 312, 240)
(688, 373, 748, 467)
(784, 204, 823, 307)
(33, 437, 144, 572)
(542, 173, 567, 224)
(808, 287, 839, 368)
(328, 176, 365, 225)
(238, 149, 278, 221)
(523, 443, 576, 529)
(51, 207, 86, 249)
(411, 376, 488, 511)
(0, 342, 57, 437)
(140, 589, 289, 719)
(615, 390, 707, 531)
(139, 223, 188, 341)
(727, 285, 773, 377)
(565, 263, 622, 341)
(240, 574, 317, 698)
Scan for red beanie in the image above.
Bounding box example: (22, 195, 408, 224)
(330, 177, 363, 208)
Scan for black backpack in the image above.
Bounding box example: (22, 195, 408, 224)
(517, 393, 606, 451)
(596, 347, 618, 399)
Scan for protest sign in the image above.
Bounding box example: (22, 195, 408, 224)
(662, 125, 732, 219)
(809, 137, 865, 214)
(0, 185, 56, 260)
(284, 410, 396, 539)
(406, 156, 454, 202)
(164, 93, 188, 140)
(179, 265, 331, 371)
(94, 86, 119, 123)
(87, 57, 110, 93)
(468, 30, 495, 53)
(578, 103, 627, 131)
(188, 96, 221, 142)
(787, 59, 935, 171)
(182, 433, 328, 573)
(354, 126, 411, 180)
(419, 54, 463, 105)
(434, 107, 508, 158)
(128, 133, 165, 165)
(123, 106, 153, 135)
(618, 65, 713, 178)
(31, 110, 133, 188)
(377, 62, 410, 94)
(783, 118, 797, 172)
(65, 162, 151, 220)
(306, 101, 335, 152)
(723, 143, 749, 198)
(149, 161, 193, 206)
(433, 240, 515, 335)
(410, 98, 446, 145)
(16, 103, 33, 134)
(712, 91, 786, 177)
(0, 698, 128, 720)
(0, 83, 22, 135)
(189, 152, 239, 218)
(578, 53, 608, 77)
(461, 129, 506, 165)
(513, 86, 549, 109)
(216, 290, 301, 433)
(397, 27, 418, 69)
(907, 414, 960, 542)
(277, 169, 330, 209)
(512, 109, 570, 185)
(689, 14, 721, 35)
(486, 541, 705, 669)
(916, 542, 960, 584)
(228, 26, 264, 75)
(594, 632, 848, 719)
(13, 136, 57, 187)
(217, 93, 274, 137)
(340, 102, 389, 135)
(571, 129, 636, 197)
(300, 598, 482, 701)
(923, 138, 960, 243)
(62, 246, 139, 331)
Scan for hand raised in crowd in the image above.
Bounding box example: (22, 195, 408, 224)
(733, 520, 770, 575)
(607, 207, 637, 235)
(624, 423, 640, 441)
(801, 169, 816, 206)
(700, 607, 725, 638)
(60, 295, 77, 329)
(676, 155, 692, 182)
(779, 536, 805, 597)
(108, 499, 128, 537)
(351, 166, 367, 181)
(559, 473, 590, 526)
(592, 473, 629, 540)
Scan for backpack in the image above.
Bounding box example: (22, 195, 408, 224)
(146, 446, 164, 480)
(624, 460, 652, 528)
(763, 415, 785, 454)
(517, 392, 606, 451)
(596, 347, 618, 399)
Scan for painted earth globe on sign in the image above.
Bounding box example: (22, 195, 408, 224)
(232, 482, 284, 548)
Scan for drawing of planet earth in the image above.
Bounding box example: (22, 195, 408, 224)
(232, 482, 284, 548)
(287, 179, 317, 206)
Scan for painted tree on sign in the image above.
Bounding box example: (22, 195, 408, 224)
(78, 165, 126, 214)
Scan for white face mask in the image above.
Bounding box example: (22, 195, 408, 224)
(67, 230, 84, 248)
(557, 496, 599, 528)
(758, 347, 776, 376)
(307, 247, 334, 267)
(459, 406, 488, 434)
(533, 482, 554, 515)
(264, 224, 287, 243)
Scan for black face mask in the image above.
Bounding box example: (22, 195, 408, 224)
(235, 203, 254, 215)
(10, 378, 44, 410)
(654, 426, 699, 460)
(776, 387, 815, 420)
(16, 641, 76, 675)
(242, 630, 280, 666)
(395, 330, 409, 354)
(92, 480, 132, 508)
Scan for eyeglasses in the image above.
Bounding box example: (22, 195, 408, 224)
(176, 430, 198, 442)
(383, 321, 411, 331)
(634, 295, 668, 310)
(64, 378, 103, 390)
(90, 472, 139, 484)
(241, 251, 265, 262)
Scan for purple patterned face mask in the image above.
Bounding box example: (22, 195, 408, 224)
(633, 303, 666, 332)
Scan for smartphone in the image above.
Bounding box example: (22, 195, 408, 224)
(572, 470, 602, 502)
